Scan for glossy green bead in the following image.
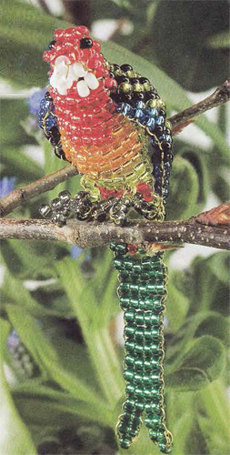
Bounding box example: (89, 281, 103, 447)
(120, 297, 130, 309)
(119, 282, 130, 294)
(134, 387, 146, 398)
(151, 373, 162, 385)
(128, 263, 140, 272)
(133, 358, 143, 370)
(113, 258, 122, 269)
(145, 415, 161, 428)
(123, 399, 136, 412)
(130, 283, 141, 293)
(124, 310, 135, 322)
(149, 429, 158, 440)
(145, 402, 161, 413)
(117, 422, 128, 435)
(135, 343, 160, 354)
(120, 438, 131, 449)
(144, 313, 160, 326)
(125, 341, 136, 351)
(151, 387, 161, 398)
(142, 375, 153, 386)
(124, 370, 134, 381)
(126, 384, 135, 394)
(158, 443, 172, 454)
(147, 283, 166, 294)
(130, 298, 139, 308)
(110, 242, 127, 254)
(123, 259, 135, 270)
(125, 355, 135, 366)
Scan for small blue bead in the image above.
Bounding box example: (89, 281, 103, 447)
(159, 134, 166, 141)
(146, 117, 156, 130)
(135, 109, 144, 120)
(165, 134, 172, 143)
(122, 103, 132, 115)
(146, 108, 158, 118)
(135, 101, 145, 109)
(156, 115, 165, 125)
(45, 114, 57, 130)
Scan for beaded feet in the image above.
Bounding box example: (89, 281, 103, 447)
(39, 191, 162, 226)
(39, 191, 132, 226)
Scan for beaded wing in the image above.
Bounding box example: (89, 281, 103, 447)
(39, 26, 173, 454)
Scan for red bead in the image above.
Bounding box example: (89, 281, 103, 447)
(105, 77, 117, 89)
(54, 29, 64, 40)
(127, 244, 138, 255)
(93, 41, 101, 52)
(76, 26, 89, 36)
(143, 193, 154, 202)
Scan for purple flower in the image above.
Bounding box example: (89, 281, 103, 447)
(71, 245, 83, 259)
(7, 330, 20, 351)
(0, 176, 16, 198)
(28, 88, 47, 115)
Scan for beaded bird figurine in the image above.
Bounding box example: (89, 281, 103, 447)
(39, 26, 173, 454)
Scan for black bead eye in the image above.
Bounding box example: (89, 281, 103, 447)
(80, 38, 93, 49)
(48, 40, 56, 50)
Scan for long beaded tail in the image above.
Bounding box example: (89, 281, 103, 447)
(111, 243, 173, 454)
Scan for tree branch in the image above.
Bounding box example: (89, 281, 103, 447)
(0, 216, 229, 250)
(0, 165, 78, 217)
(169, 78, 230, 131)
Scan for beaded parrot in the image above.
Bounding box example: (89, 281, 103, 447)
(39, 26, 174, 454)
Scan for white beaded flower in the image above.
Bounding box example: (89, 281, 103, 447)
(50, 55, 99, 97)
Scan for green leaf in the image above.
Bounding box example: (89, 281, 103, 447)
(185, 422, 209, 455)
(0, 319, 37, 455)
(197, 380, 230, 454)
(166, 269, 190, 330)
(0, 270, 62, 318)
(55, 257, 124, 405)
(151, 0, 229, 91)
(186, 253, 230, 316)
(12, 382, 112, 429)
(167, 310, 229, 369)
(178, 144, 209, 211)
(1, 147, 42, 183)
(0, 0, 68, 87)
(207, 30, 230, 49)
(166, 336, 226, 391)
(6, 306, 111, 419)
(194, 314, 230, 347)
(166, 156, 199, 219)
(0, 239, 65, 280)
(0, 100, 35, 147)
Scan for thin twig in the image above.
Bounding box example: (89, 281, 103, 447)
(0, 165, 78, 217)
(0, 216, 229, 250)
(169, 78, 230, 131)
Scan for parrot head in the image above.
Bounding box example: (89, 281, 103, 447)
(43, 26, 116, 98)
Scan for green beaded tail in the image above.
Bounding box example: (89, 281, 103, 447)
(111, 243, 173, 454)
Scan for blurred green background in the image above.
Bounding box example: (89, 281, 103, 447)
(0, 1, 229, 454)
